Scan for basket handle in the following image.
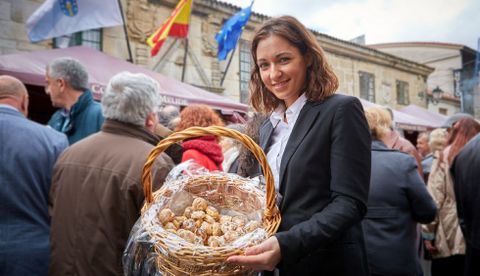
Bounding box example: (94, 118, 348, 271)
(142, 125, 279, 223)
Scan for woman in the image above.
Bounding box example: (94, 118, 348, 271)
(175, 104, 225, 171)
(423, 118, 480, 276)
(363, 107, 437, 276)
(227, 16, 371, 275)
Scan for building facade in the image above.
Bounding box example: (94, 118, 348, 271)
(370, 42, 479, 118)
(1, 0, 433, 113)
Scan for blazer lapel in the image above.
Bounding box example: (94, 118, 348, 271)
(278, 101, 320, 192)
(259, 119, 274, 151)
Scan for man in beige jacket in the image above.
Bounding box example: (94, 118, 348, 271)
(49, 72, 174, 276)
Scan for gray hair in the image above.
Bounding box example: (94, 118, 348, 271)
(158, 105, 180, 128)
(47, 57, 89, 91)
(102, 71, 161, 126)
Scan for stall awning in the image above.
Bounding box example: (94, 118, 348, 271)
(357, 98, 436, 131)
(0, 46, 248, 115)
(399, 104, 447, 129)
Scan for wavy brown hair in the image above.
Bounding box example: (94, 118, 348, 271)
(250, 16, 339, 113)
(175, 104, 224, 131)
(446, 117, 480, 164)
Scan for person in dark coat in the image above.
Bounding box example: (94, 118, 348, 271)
(363, 107, 437, 276)
(451, 133, 480, 276)
(227, 16, 371, 275)
(0, 75, 68, 276)
(49, 72, 174, 276)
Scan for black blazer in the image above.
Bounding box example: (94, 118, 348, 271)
(451, 133, 480, 250)
(258, 94, 371, 275)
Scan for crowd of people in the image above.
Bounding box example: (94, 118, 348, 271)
(1, 15, 480, 276)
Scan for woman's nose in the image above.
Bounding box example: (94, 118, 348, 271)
(269, 65, 282, 80)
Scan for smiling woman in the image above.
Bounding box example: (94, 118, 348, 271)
(227, 16, 372, 275)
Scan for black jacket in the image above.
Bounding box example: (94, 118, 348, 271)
(257, 94, 371, 275)
(451, 133, 480, 250)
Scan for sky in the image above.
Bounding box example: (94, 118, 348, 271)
(220, 0, 480, 50)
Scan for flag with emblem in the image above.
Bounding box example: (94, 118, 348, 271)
(215, 1, 253, 60)
(146, 0, 192, 57)
(26, 0, 123, 42)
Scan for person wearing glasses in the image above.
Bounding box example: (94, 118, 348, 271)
(45, 57, 104, 144)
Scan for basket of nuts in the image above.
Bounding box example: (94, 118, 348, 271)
(123, 126, 281, 275)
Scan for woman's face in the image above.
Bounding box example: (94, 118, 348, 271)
(256, 35, 308, 108)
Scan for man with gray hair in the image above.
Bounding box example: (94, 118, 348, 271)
(45, 57, 104, 144)
(49, 72, 174, 276)
(0, 75, 68, 276)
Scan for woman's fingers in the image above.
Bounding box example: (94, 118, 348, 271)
(227, 251, 275, 271)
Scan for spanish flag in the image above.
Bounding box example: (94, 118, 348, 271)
(147, 0, 192, 56)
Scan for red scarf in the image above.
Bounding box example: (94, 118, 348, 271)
(181, 136, 224, 165)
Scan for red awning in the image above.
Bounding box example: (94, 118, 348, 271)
(0, 46, 248, 115)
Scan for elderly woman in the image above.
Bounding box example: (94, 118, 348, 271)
(362, 107, 437, 276)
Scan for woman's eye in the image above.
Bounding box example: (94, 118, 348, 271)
(258, 63, 269, 70)
(279, 57, 290, 63)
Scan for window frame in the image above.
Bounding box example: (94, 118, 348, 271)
(396, 80, 410, 105)
(358, 71, 375, 102)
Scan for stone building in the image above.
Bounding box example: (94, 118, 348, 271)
(370, 42, 479, 118)
(0, 0, 433, 113)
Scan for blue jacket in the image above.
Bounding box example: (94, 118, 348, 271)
(0, 105, 68, 276)
(48, 90, 104, 145)
(363, 140, 437, 276)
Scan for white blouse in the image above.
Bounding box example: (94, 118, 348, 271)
(266, 93, 307, 191)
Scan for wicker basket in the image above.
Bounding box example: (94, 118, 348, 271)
(140, 126, 281, 275)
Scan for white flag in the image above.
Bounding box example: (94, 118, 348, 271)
(26, 0, 123, 42)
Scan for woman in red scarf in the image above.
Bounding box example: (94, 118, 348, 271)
(175, 104, 225, 171)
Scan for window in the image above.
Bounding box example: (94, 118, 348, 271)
(239, 40, 251, 104)
(359, 71, 375, 102)
(53, 29, 102, 51)
(438, 108, 448, 115)
(396, 80, 410, 105)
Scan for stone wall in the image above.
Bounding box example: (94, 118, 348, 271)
(0, 0, 51, 55)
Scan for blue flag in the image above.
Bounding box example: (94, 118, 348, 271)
(215, 2, 253, 61)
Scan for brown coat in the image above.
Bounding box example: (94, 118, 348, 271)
(49, 120, 174, 276)
(422, 147, 466, 258)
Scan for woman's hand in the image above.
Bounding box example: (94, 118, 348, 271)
(424, 240, 437, 253)
(226, 236, 281, 271)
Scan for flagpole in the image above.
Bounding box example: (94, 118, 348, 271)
(116, 0, 133, 63)
(181, 0, 194, 82)
(181, 38, 189, 82)
(220, 44, 237, 86)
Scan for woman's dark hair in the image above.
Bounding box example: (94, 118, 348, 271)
(250, 16, 339, 113)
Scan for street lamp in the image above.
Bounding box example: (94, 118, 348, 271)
(430, 86, 444, 105)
